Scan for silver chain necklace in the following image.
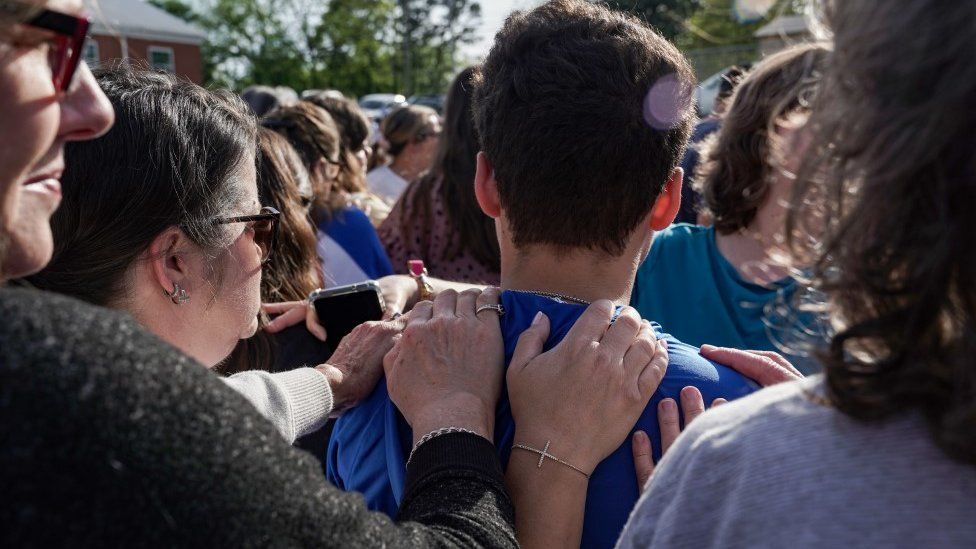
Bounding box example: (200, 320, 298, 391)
(506, 289, 591, 306)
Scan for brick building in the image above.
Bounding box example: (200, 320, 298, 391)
(83, 0, 206, 83)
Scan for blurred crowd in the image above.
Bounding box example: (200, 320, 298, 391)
(1, 0, 974, 547)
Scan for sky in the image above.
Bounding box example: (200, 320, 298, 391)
(463, 0, 544, 60)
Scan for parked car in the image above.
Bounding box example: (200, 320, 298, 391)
(407, 94, 445, 114)
(359, 93, 407, 121)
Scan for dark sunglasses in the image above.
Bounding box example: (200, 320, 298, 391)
(414, 129, 442, 143)
(214, 207, 281, 265)
(8, 1, 91, 93)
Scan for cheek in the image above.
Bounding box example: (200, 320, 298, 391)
(220, 236, 264, 333)
(0, 190, 56, 278)
(0, 52, 61, 251)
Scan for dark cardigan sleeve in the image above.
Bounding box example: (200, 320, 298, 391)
(0, 288, 516, 548)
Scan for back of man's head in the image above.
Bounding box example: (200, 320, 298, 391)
(473, 0, 696, 256)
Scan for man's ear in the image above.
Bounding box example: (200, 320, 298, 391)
(649, 167, 684, 231)
(148, 227, 191, 298)
(474, 152, 501, 218)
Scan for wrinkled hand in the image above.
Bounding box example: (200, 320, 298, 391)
(632, 387, 727, 492)
(318, 319, 403, 414)
(261, 300, 327, 341)
(507, 302, 669, 476)
(384, 288, 505, 445)
(699, 345, 803, 387)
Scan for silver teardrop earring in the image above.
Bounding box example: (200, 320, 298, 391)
(163, 283, 190, 305)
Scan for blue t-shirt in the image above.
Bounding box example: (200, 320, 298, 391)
(317, 206, 394, 286)
(631, 224, 827, 374)
(327, 291, 759, 548)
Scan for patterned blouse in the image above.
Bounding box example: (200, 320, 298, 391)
(377, 176, 500, 285)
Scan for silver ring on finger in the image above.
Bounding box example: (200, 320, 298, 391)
(475, 304, 506, 316)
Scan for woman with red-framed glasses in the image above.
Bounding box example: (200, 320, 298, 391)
(0, 0, 112, 280)
(0, 2, 519, 546)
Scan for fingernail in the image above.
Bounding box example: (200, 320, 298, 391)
(700, 344, 716, 354)
(660, 399, 676, 413)
(531, 311, 546, 326)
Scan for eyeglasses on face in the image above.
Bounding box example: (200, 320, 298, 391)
(3, 0, 92, 93)
(414, 129, 442, 143)
(214, 206, 281, 265)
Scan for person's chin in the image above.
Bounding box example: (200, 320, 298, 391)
(1, 184, 60, 278)
(242, 315, 260, 339)
(0, 225, 54, 279)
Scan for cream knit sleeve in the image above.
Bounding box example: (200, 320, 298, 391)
(221, 368, 334, 443)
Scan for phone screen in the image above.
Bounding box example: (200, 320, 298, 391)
(312, 289, 385, 344)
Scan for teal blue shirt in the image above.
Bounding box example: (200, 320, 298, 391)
(631, 224, 825, 374)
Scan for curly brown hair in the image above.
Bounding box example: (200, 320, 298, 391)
(699, 43, 829, 234)
(790, 0, 976, 463)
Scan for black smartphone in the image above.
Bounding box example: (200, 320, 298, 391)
(309, 282, 386, 344)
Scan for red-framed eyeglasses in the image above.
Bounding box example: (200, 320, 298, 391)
(8, 1, 92, 93)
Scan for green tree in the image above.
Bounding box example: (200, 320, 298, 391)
(151, 0, 481, 95)
(151, 0, 308, 89)
(675, 0, 800, 49)
(395, 0, 482, 95)
(603, 0, 703, 40)
(307, 0, 398, 96)
(149, 0, 198, 23)
(200, 0, 310, 89)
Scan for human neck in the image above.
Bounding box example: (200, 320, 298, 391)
(500, 245, 639, 305)
(713, 182, 791, 285)
(124, 270, 219, 368)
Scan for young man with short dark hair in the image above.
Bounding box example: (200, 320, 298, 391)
(327, 2, 757, 547)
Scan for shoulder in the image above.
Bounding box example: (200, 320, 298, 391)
(0, 288, 241, 415)
(617, 378, 827, 547)
(656, 331, 759, 400)
(691, 117, 721, 141)
(366, 166, 391, 183)
(641, 224, 711, 274)
(639, 377, 829, 499)
(675, 376, 830, 447)
(648, 376, 848, 486)
(0, 288, 178, 369)
(653, 223, 710, 248)
(325, 206, 383, 246)
(336, 205, 375, 228)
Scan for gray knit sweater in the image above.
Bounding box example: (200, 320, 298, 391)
(617, 376, 976, 548)
(0, 288, 516, 547)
